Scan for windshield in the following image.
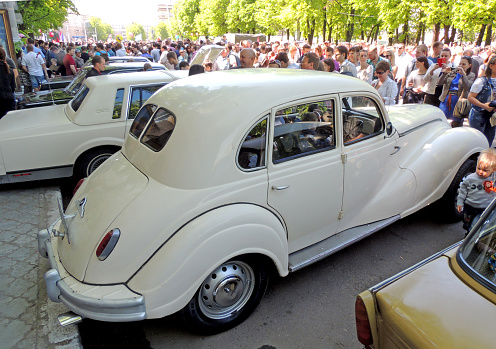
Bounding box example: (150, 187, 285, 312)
(459, 199, 496, 291)
(65, 66, 91, 95)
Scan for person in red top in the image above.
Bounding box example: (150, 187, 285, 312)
(63, 47, 77, 76)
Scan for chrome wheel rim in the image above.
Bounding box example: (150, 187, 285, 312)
(198, 261, 255, 320)
(86, 153, 112, 175)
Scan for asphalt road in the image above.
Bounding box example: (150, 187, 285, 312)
(77, 204, 465, 349)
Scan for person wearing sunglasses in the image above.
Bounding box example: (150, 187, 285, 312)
(371, 60, 398, 105)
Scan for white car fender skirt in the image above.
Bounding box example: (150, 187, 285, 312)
(127, 203, 288, 319)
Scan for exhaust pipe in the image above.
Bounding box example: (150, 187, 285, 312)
(58, 312, 83, 327)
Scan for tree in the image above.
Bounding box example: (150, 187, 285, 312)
(155, 22, 169, 41)
(17, 0, 78, 32)
(89, 17, 112, 42)
(168, 0, 200, 38)
(126, 23, 146, 41)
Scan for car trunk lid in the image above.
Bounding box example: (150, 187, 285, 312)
(56, 152, 148, 281)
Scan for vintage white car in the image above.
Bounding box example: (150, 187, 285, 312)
(38, 69, 488, 334)
(0, 70, 187, 184)
(355, 198, 496, 348)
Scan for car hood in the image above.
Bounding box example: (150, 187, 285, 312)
(387, 104, 448, 135)
(58, 151, 149, 282)
(17, 89, 72, 107)
(375, 251, 496, 348)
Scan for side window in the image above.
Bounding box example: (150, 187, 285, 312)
(128, 84, 165, 119)
(272, 100, 335, 164)
(238, 117, 268, 170)
(129, 104, 158, 139)
(141, 108, 175, 152)
(342, 96, 384, 145)
(112, 88, 125, 119)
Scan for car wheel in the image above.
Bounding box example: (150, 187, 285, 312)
(181, 256, 269, 334)
(437, 158, 476, 222)
(78, 148, 117, 178)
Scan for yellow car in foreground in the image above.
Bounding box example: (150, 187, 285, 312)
(356, 198, 496, 348)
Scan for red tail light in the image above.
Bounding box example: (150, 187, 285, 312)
(96, 229, 121, 261)
(355, 296, 373, 347)
(73, 178, 86, 196)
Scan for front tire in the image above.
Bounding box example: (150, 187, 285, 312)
(181, 256, 268, 335)
(437, 158, 476, 222)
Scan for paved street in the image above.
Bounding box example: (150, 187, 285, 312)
(0, 184, 81, 348)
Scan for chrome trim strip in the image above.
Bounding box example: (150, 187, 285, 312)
(398, 118, 444, 137)
(369, 240, 463, 293)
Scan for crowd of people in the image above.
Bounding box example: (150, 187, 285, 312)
(1, 35, 495, 141)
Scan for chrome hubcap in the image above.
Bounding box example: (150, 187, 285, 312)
(87, 154, 112, 175)
(198, 261, 255, 319)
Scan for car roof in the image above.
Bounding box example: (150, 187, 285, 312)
(83, 70, 181, 89)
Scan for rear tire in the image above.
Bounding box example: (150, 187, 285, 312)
(77, 148, 117, 179)
(436, 159, 476, 222)
(181, 256, 268, 335)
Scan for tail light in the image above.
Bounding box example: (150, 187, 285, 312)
(96, 229, 121, 261)
(355, 296, 373, 347)
(73, 178, 86, 196)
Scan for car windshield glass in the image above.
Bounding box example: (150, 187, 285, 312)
(459, 199, 496, 290)
(65, 67, 89, 95)
(140, 108, 175, 152)
(70, 85, 89, 112)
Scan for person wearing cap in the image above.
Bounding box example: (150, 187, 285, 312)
(74, 48, 85, 69)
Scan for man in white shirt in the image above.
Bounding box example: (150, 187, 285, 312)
(21, 44, 48, 92)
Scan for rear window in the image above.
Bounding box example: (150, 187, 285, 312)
(70, 86, 89, 112)
(140, 108, 175, 152)
(129, 104, 158, 139)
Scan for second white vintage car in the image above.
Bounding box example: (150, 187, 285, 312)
(38, 69, 487, 334)
(0, 70, 187, 184)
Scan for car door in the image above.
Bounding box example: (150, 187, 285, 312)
(337, 94, 416, 232)
(125, 84, 167, 136)
(267, 97, 344, 254)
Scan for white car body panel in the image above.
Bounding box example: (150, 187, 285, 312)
(39, 69, 488, 324)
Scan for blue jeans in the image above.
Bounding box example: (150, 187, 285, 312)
(29, 75, 45, 89)
(469, 108, 496, 146)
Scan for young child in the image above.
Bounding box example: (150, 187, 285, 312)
(457, 148, 496, 233)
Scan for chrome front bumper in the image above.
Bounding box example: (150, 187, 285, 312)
(37, 225, 147, 322)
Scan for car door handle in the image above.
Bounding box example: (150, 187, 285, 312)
(272, 185, 290, 190)
(390, 146, 401, 155)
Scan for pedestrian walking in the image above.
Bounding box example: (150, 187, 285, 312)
(0, 47, 16, 118)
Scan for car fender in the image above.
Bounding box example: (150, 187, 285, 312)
(397, 126, 487, 216)
(69, 132, 124, 165)
(127, 203, 288, 319)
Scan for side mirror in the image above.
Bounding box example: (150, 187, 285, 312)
(386, 122, 394, 137)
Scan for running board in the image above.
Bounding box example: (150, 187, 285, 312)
(288, 215, 401, 272)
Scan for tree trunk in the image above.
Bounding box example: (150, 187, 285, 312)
(421, 24, 426, 44)
(374, 25, 380, 42)
(361, 30, 364, 41)
(307, 18, 315, 45)
(327, 25, 332, 42)
(367, 24, 377, 43)
(449, 27, 457, 45)
(322, 7, 327, 42)
(296, 19, 301, 41)
(287, 29, 290, 41)
(415, 26, 421, 45)
(476, 24, 486, 46)
(395, 28, 399, 43)
(402, 21, 408, 44)
(433, 23, 440, 42)
(443, 24, 450, 44)
(485, 24, 493, 47)
(346, 7, 355, 42)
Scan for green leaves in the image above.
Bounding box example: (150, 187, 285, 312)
(18, 0, 78, 32)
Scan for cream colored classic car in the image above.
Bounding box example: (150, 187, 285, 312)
(356, 198, 496, 348)
(0, 70, 187, 184)
(38, 69, 488, 334)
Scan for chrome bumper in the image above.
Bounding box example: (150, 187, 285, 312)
(37, 226, 147, 322)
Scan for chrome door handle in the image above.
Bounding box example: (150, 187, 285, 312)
(272, 185, 290, 190)
(390, 146, 401, 155)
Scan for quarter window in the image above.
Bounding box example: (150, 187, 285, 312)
(238, 117, 268, 170)
(140, 108, 175, 152)
(128, 84, 165, 119)
(342, 96, 384, 145)
(272, 100, 335, 164)
(112, 88, 125, 119)
(129, 104, 158, 139)
(70, 86, 89, 112)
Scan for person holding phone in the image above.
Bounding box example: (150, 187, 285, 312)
(423, 49, 452, 106)
(438, 55, 475, 127)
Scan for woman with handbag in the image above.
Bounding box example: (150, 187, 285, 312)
(438, 56, 475, 127)
(404, 56, 429, 104)
(468, 56, 496, 146)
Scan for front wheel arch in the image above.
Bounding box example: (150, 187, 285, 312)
(180, 254, 272, 335)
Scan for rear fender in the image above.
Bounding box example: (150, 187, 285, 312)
(127, 203, 288, 319)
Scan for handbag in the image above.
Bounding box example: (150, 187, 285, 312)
(403, 88, 424, 104)
(453, 97, 471, 118)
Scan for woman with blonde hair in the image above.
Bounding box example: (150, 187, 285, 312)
(289, 44, 300, 63)
(384, 49, 398, 79)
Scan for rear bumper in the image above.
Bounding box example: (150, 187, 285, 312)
(38, 224, 147, 322)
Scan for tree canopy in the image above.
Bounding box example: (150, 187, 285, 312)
(167, 0, 496, 45)
(126, 23, 147, 41)
(88, 17, 112, 42)
(17, 0, 78, 32)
